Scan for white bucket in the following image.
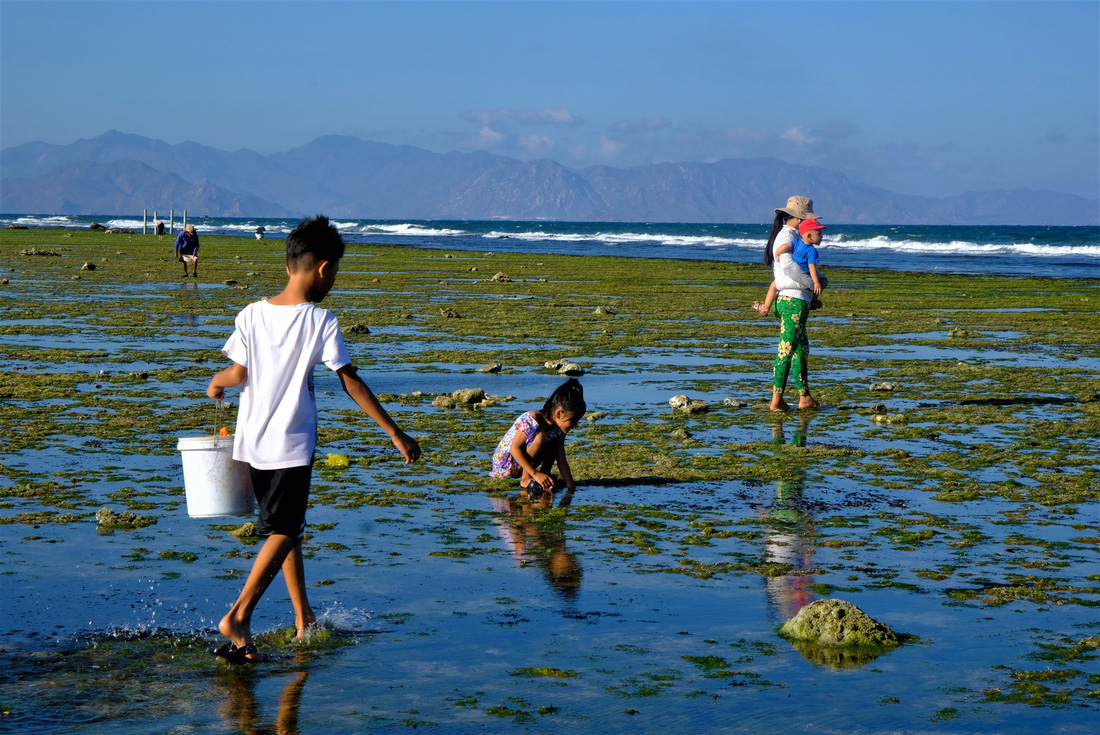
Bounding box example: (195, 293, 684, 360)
(177, 435, 254, 518)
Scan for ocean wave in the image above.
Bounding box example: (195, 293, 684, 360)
(360, 223, 467, 237)
(483, 230, 762, 250)
(5, 215, 80, 228)
(105, 218, 149, 230)
(217, 222, 292, 234)
(826, 237, 1100, 258)
(104, 217, 222, 233)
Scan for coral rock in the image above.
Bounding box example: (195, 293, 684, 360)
(452, 387, 486, 404)
(779, 599, 900, 647)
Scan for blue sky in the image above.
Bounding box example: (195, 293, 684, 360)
(2, 0, 1097, 198)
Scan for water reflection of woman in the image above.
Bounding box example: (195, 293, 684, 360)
(762, 416, 816, 623)
(493, 487, 582, 607)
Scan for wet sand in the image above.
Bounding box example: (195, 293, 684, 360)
(0, 228, 1097, 732)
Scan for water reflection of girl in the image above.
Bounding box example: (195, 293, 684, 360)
(493, 487, 582, 607)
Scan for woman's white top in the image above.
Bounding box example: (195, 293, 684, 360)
(773, 226, 812, 303)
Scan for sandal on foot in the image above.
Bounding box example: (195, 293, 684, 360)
(228, 643, 265, 663)
(213, 642, 266, 664)
(212, 642, 235, 658)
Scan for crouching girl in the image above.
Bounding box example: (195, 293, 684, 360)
(490, 379, 585, 492)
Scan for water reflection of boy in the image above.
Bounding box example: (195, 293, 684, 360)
(762, 417, 815, 622)
(217, 668, 307, 734)
(493, 487, 583, 606)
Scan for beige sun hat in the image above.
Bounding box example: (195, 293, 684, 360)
(185, 224, 195, 234)
(775, 196, 820, 221)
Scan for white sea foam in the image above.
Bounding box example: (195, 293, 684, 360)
(483, 230, 762, 250)
(218, 222, 290, 234)
(826, 237, 1100, 258)
(8, 215, 79, 228)
(360, 223, 466, 237)
(105, 218, 148, 230)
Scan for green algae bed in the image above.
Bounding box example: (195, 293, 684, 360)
(0, 227, 1097, 733)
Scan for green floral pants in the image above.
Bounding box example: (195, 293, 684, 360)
(773, 296, 810, 396)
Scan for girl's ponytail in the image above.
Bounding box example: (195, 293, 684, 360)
(543, 378, 586, 418)
(764, 211, 786, 266)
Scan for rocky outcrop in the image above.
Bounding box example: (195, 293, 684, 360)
(779, 599, 900, 647)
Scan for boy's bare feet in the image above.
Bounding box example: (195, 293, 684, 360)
(295, 609, 317, 639)
(798, 396, 820, 410)
(752, 302, 769, 315)
(218, 613, 267, 662)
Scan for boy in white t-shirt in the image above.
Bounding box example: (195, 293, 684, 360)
(206, 215, 420, 663)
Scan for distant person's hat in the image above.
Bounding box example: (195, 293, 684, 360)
(776, 196, 820, 221)
(798, 219, 826, 236)
(185, 224, 195, 234)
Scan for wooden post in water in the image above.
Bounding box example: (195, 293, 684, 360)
(170, 210, 174, 234)
(143, 209, 148, 235)
(183, 211, 187, 231)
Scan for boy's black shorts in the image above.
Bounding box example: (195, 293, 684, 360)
(250, 464, 312, 542)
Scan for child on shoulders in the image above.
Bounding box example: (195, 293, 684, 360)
(491, 379, 585, 492)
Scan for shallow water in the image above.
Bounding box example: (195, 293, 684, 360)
(1, 230, 1097, 733)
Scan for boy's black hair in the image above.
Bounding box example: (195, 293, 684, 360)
(286, 215, 345, 269)
(542, 378, 586, 418)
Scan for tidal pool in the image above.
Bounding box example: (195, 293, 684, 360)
(1, 229, 1097, 733)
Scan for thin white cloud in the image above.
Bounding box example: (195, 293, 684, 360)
(779, 124, 857, 148)
(599, 137, 625, 159)
(520, 134, 554, 157)
(460, 107, 579, 127)
(610, 118, 669, 134)
(725, 127, 769, 144)
(472, 126, 506, 148)
(780, 126, 822, 146)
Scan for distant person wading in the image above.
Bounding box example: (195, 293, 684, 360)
(175, 224, 200, 278)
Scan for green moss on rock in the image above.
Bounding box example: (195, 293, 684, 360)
(778, 598, 900, 647)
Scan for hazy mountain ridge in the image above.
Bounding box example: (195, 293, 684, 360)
(1, 158, 291, 218)
(2, 130, 1096, 225)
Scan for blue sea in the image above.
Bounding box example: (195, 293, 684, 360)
(4, 213, 1098, 279)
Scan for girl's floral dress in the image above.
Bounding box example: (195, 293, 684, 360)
(491, 411, 563, 478)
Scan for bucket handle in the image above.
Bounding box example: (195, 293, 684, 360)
(214, 399, 225, 436)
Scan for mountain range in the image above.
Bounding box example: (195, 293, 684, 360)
(1, 130, 1096, 225)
